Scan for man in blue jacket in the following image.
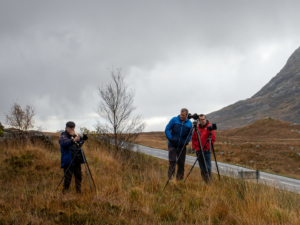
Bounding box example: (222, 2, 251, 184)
(59, 121, 85, 193)
(165, 108, 192, 180)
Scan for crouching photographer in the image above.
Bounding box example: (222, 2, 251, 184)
(192, 114, 216, 183)
(59, 121, 87, 194)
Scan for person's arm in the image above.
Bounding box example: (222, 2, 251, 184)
(59, 132, 73, 146)
(165, 118, 174, 141)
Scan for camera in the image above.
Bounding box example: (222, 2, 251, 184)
(207, 124, 217, 131)
(187, 113, 200, 120)
(80, 134, 88, 141)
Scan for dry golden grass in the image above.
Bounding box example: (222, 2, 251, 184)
(136, 118, 300, 179)
(0, 134, 300, 224)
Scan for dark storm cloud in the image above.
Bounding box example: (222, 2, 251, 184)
(1, 0, 300, 131)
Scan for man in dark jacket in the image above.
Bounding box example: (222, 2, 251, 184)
(192, 114, 216, 183)
(165, 108, 192, 180)
(59, 121, 85, 193)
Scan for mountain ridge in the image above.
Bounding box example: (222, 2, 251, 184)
(207, 46, 300, 130)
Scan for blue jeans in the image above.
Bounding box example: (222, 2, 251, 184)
(196, 151, 211, 182)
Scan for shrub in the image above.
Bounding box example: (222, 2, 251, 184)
(0, 128, 4, 137)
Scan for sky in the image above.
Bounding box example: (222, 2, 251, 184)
(1, 0, 300, 132)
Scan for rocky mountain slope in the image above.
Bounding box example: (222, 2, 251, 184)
(207, 46, 300, 130)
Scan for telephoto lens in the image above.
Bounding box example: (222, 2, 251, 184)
(207, 124, 217, 131)
(188, 113, 200, 120)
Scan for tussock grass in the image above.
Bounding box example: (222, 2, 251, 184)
(0, 136, 300, 224)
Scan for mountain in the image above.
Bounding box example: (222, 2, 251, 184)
(207, 46, 300, 130)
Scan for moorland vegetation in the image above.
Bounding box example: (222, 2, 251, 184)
(1, 131, 300, 224)
(136, 118, 300, 179)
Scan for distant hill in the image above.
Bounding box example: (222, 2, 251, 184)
(207, 46, 300, 130)
(216, 117, 300, 141)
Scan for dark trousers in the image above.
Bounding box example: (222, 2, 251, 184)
(196, 151, 211, 183)
(63, 163, 82, 193)
(168, 146, 186, 180)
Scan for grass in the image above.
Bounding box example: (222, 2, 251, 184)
(136, 118, 300, 179)
(1, 135, 300, 224)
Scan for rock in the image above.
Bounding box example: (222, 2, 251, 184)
(220, 152, 224, 155)
(249, 160, 254, 163)
(1, 129, 53, 148)
(259, 154, 263, 156)
(254, 145, 261, 149)
(297, 153, 300, 157)
(290, 147, 294, 150)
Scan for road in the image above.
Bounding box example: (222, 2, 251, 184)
(132, 144, 300, 194)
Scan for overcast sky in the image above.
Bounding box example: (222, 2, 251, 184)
(1, 0, 300, 132)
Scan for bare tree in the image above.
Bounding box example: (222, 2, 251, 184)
(96, 69, 146, 151)
(5, 102, 36, 131)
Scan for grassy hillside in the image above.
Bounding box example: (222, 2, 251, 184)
(1, 134, 300, 224)
(136, 118, 300, 179)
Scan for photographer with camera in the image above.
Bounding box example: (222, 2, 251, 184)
(165, 108, 192, 180)
(192, 114, 216, 183)
(59, 121, 85, 194)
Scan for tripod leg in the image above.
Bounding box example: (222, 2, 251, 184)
(184, 138, 209, 182)
(163, 127, 193, 191)
(211, 144, 220, 181)
(195, 128, 211, 186)
(55, 147, 82, 192)
(81, 149, 93, 192)
(82, 150, 97, 190)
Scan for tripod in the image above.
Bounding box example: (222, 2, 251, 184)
(55, 147, 96, 193)
(184, 130, 220, 183)
(163, 120, 210, 190)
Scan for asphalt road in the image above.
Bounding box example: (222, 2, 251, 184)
(132, 144, 300, 194)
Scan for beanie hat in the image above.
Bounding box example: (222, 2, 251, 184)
(66, 121, 75, 127)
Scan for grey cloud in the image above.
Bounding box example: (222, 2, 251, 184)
(1, 0, 300, 131)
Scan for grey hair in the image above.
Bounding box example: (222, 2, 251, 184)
(181, 108, 188, 115)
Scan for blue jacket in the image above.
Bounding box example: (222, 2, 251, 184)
(59, 131, 85, 168)
(165, 115, 192, 150)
